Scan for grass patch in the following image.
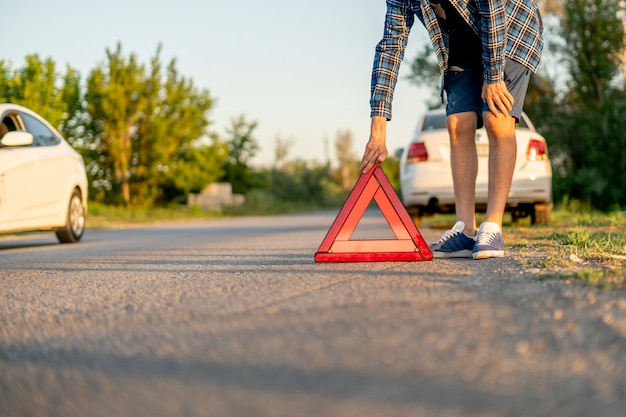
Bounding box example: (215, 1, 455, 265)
(87, 192, 348, 228)
(87, 202, 223, 229)
(503, 208, 626, 289)
(421, 206, 626, 289)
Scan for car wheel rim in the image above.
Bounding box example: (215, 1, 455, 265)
(69, 196, 85, 236)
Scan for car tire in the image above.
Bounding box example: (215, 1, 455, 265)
(511, 205, 531, 224)
(531, 203, 552, 225)
(55, 189, 85, 243)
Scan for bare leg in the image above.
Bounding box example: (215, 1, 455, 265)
(446, 112, 478, 237)
(483, 112, 517, 228)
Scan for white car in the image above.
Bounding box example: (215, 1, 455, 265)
(398, 108, 552, 225)
(0, 103, 88, 243)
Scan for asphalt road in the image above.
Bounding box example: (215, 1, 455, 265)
(1, 211, 625, 417)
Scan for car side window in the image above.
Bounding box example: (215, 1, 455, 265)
(0, 114, 20, 139)
(21, 113, 61, 146)
(517, 114, 529, 129)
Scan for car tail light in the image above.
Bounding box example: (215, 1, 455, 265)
(526, 139, 547, 161)
(407, 142, 428, 163)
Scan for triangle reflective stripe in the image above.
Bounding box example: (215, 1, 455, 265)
(315, 166, 433, 262)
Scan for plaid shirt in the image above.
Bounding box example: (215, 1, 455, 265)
(371, 0, 543, 119)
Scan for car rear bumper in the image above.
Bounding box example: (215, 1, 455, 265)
(401, 176, 552, 207)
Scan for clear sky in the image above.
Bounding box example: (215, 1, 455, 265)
(1, 0, 432, 166)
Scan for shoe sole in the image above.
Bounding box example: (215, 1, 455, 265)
(472, 250, 504, 260)
(433, 249, 473, 259)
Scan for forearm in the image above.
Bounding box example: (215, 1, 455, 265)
(360, 116, 389, 173)
(370, 116, 387, 142)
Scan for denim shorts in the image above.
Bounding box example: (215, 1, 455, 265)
(443, 58, 531, 127)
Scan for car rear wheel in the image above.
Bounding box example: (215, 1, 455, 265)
(55, 189, 85, 243)
(531, 203, 552, 225)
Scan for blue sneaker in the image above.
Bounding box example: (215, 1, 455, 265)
(472, 222, 504, 259)
(429, 221, 476, 259)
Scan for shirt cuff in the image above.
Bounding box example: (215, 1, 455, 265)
(483, 64, 505, 84)
(370, 100, 392, 121)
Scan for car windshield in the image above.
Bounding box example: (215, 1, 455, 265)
(421, 113, 447, 131)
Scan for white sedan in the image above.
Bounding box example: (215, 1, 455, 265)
(0, 103, 88, 243)
(398, 108, 553, 225)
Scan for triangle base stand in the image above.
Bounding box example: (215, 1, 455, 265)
(315, 166, 433, 262)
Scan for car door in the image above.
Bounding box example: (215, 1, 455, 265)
(19, 112, 68, 222)
(0, 112, 43, 229)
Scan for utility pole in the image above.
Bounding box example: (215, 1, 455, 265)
(324, 134, 331, 176)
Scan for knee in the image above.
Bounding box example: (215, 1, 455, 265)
(446, 112, 477, 143)
(483, 113, 516, 139)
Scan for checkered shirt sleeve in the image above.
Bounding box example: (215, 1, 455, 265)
(370, 0, 416, 120)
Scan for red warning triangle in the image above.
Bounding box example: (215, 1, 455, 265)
(315, 166, 433, 262)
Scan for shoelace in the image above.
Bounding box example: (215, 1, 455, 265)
(476, 230, 498, 245)
(434, 229, 460, 245)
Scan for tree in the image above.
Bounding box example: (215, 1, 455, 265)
(273, 135, 293, 170)
(406, 43, 443, 109)
(551, 0, 626, 208)
(168, 137, 227, 199)
(334, 130, 358, 191)
(85, 43, 221, 207)
(85, 44, 145, 206)
(0, 55, 81, 129)
(270, 135, 292, 196)
(220, 115, 260, 194)
(620, 0, 626, 82)
(563, 0, 624, 107)
(134, 48, 222, 205)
